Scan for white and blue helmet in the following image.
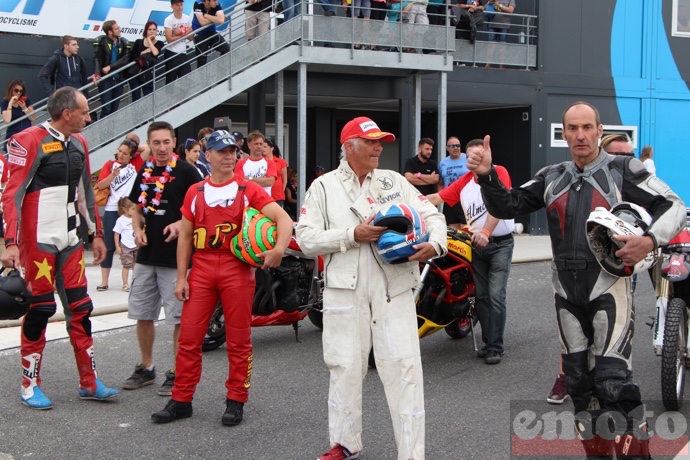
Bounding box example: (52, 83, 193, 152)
(374, 204, 429, 264)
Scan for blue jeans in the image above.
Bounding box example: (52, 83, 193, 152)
(282, 0, 302, 20)
(316, 0, 336, 14)
(471, 236, 514, 352)
(98, 76, 123, 118)
(487, 26, 508, 42)
(101, 210, 119, 269)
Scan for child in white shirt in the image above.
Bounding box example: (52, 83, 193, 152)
(113, 198, 138, 292)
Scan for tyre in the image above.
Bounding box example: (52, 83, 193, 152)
(308, 308, 323, 330)
(445, 315, 478, 339)
(661, 297, 688, 411)
(202, 303, 226, 352)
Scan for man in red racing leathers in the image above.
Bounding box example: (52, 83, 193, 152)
(467, 102, 686, 459)
(151, 130, 292, 425)
(1, 87, 119, 410)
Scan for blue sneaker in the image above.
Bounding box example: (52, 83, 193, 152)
(79, 379, 120, 401)
(21, 386, 53, 410)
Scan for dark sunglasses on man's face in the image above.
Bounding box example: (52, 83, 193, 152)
(447, 144, 461, 149)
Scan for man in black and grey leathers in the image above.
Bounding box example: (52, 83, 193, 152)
(466, 101, 686, 459)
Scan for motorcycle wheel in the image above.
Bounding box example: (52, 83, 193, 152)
(202, 303, 226, 352)
(661, 297, 688, 411)
(308, 308, 323, 330)
(445, 315, 478, 340)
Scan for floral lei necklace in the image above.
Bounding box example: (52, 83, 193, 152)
(138, 155, 178, 214)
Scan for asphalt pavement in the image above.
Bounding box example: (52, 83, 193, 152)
(0, 234, 553, 350)
(2, 236, 688, 459)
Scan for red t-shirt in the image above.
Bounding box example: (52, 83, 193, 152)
(271, 157, 287, 201)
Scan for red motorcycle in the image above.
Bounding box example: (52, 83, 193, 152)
(414, 227, 477, 343)
(202, 236, 324, 351)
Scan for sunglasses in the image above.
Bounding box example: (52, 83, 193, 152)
(185, 138, 197, 149)
(447, 144, 461, 149)
(12, 88, 23, 93)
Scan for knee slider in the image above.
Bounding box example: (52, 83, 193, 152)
(22, 304, 57, 341)
(71, 299, 94, 337)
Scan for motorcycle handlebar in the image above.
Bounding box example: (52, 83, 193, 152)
(446, 226, 472, 242)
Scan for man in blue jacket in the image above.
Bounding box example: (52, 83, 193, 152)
(38, 36, 88, 97)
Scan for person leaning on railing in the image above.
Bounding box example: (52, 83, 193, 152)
(164, 0, 194, 84)
(1, 80, 36, 151)
(192, 0, 230, 67)
(92, 20, 131, 119)
(129, 20, 164, 101)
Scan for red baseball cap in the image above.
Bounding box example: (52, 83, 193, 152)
(340, 117, 396, 144)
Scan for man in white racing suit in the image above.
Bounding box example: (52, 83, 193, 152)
(296, 117, 447, 460)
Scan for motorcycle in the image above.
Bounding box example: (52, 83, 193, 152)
(367, 226, 478, 366)
(414, 226, 478, 344)
(202, 236, 324, 351)
(651, 224, 690, 411)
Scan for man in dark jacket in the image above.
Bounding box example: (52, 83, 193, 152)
(38, 36, 88, 97)
(92, 20, 131, 118)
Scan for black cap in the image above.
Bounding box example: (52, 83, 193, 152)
(231, 131, 244, 141)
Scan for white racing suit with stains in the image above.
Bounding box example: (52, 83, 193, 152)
(296, 159, 447, 460)
(476, 150, 686, 459)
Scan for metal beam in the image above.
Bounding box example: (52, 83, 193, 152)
(437, 71, 447, 164)
(413, 73, 422, 149)
(275, 71, 285, 158)
(297, 63, 308, 210)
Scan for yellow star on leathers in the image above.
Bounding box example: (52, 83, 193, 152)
(33, 258, 53, 284)
(78, 253, 86, 283)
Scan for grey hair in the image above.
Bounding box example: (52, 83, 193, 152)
(47, 87, 80, 120)
(339, 138, 360, 159)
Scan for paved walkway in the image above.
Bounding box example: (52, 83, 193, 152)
(0, 234, 553, 350)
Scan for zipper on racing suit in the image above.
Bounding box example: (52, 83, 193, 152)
(572, 175, 586, 282)
(350, 205, 392, 302)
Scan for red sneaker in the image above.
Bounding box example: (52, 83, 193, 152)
(546, 374, 569, 404)
(317, 444, 360, 460)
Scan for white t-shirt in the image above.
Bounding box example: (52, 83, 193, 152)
(106, 162, 139, 212)
(164, 13, 192, 54)
(643, 158, 656, 176)
(113, 215, 136, 249)
(438, 166, 514, 236)
(236, 157, 276, 195)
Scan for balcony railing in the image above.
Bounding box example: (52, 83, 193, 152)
(0, 1, 536, 152)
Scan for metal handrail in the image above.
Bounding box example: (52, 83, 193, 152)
(0, 0, 248, 149)
(1, 2, 537, 153)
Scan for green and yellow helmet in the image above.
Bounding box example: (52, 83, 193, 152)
(230, 207, 278, 266)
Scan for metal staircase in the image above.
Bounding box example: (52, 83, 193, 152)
(84, 9, 455, 167)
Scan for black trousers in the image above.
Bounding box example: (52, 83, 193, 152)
(164, 49, 192, 84)
(194, 32, 230, 67)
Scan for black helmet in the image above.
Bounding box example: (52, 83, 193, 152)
(0, 269, 30, 320)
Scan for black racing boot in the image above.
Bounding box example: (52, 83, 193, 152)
(221, 399, 244, 426)
(151, 399, 192, 423)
